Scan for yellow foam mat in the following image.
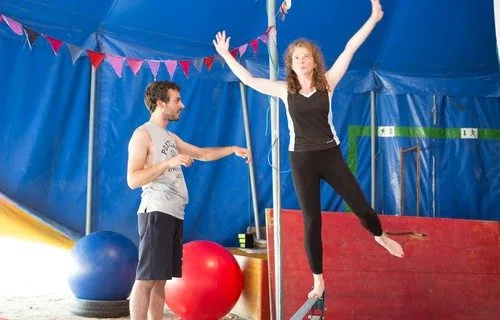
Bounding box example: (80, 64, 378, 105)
(0, 198, 74, 249)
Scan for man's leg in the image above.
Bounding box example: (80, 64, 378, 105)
(147, 280, 166, 320)
(130, 280, 155, 320)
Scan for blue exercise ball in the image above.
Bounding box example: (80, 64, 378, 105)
(68, 231, 138, 300)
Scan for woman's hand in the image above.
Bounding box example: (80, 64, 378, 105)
(370, 0, 384, 22)
(213, 31, 231, 57)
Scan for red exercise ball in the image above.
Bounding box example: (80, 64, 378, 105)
(164, 240, 243, 320)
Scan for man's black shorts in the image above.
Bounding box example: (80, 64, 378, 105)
(136, 211, 183, 280)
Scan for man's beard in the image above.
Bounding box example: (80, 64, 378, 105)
(164, 111, 180, 121)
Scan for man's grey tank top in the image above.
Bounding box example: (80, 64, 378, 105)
(136, 122, 188, 220)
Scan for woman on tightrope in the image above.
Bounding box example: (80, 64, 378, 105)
(213, 0, 404, 300)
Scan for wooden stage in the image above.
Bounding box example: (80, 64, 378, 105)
(266, 210, 500, 319)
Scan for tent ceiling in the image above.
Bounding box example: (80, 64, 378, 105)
(0, 0, 498, 77)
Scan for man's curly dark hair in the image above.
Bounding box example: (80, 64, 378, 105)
(144, 81, 181, 113)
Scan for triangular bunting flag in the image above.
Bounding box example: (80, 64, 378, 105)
(230, 48, 239, 60)
(249, 39, 259, 54)
(66, 44, 84, 64)
(238, 43, 248, 57)
(45, 36, 63, 55)
(203, 56, 215, 71)
(163, 60, 177, 80)
(23, 27, 40, 50)
(87, 50, 105, 69)
(0, 15, 271, 80)
(192, 58, 204, 73)
(106, 54, 125, 77)
(147, 60, 161, 80)
(258, 33, 269, 44)
(127, 58, 144, 75)
(179, 60, 191, 78)
(267, 26, 277, 44)
(216, 55, 225, 67)
(4, 16, 23, 35)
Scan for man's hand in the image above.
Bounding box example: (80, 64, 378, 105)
(166, 154, 194, 168)
(232, 146, 252, 164)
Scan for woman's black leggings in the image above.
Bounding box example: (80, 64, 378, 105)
(289, 145, 383, 274)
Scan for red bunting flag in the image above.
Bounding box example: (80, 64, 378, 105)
(203, 56, 215, 71)
(45, 36, 63, 55)
(87, 50, 105, 69)
(127, 58, 144, 75)
(179, 60, 191, 78)
(249, 39, 259, 54)
(229, 48, 238, 59)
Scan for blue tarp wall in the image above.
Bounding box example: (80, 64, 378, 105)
(0, 0, 499, 245)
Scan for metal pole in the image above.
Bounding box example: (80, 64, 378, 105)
(399, 148, 404, 215)
(416, 144, 421, 217)
(239, 82, 261, 240)
(85, 66, 97, 235)
(432, 95, 437, 218)
(266, 0, 283, 319)
(400, 145, 421, 216)
(370, 91, 376, 207)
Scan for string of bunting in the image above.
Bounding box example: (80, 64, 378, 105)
(0, 13, 275, 80)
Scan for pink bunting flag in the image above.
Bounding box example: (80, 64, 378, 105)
(147, 60, 161, 80)
(249, 39, 259, 54)
(4, 16, 23, 35)
(45, 36, 63, 55)
(179, 60, 191, 78)
(238, 43, 248, 57)
(163, 60, 177, 79)
(87, 50, 105, 69)
(192, 58, 204, 73)
(106, 54, 125, 77)
(258, 33, 269, 44)
(0, 15, 3, 23)
(203, 56, 215, 71)
(127, 58, 144, 75)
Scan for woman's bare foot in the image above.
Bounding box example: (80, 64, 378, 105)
(374, 233, 404, 257)
(308, 274, 325, 299)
